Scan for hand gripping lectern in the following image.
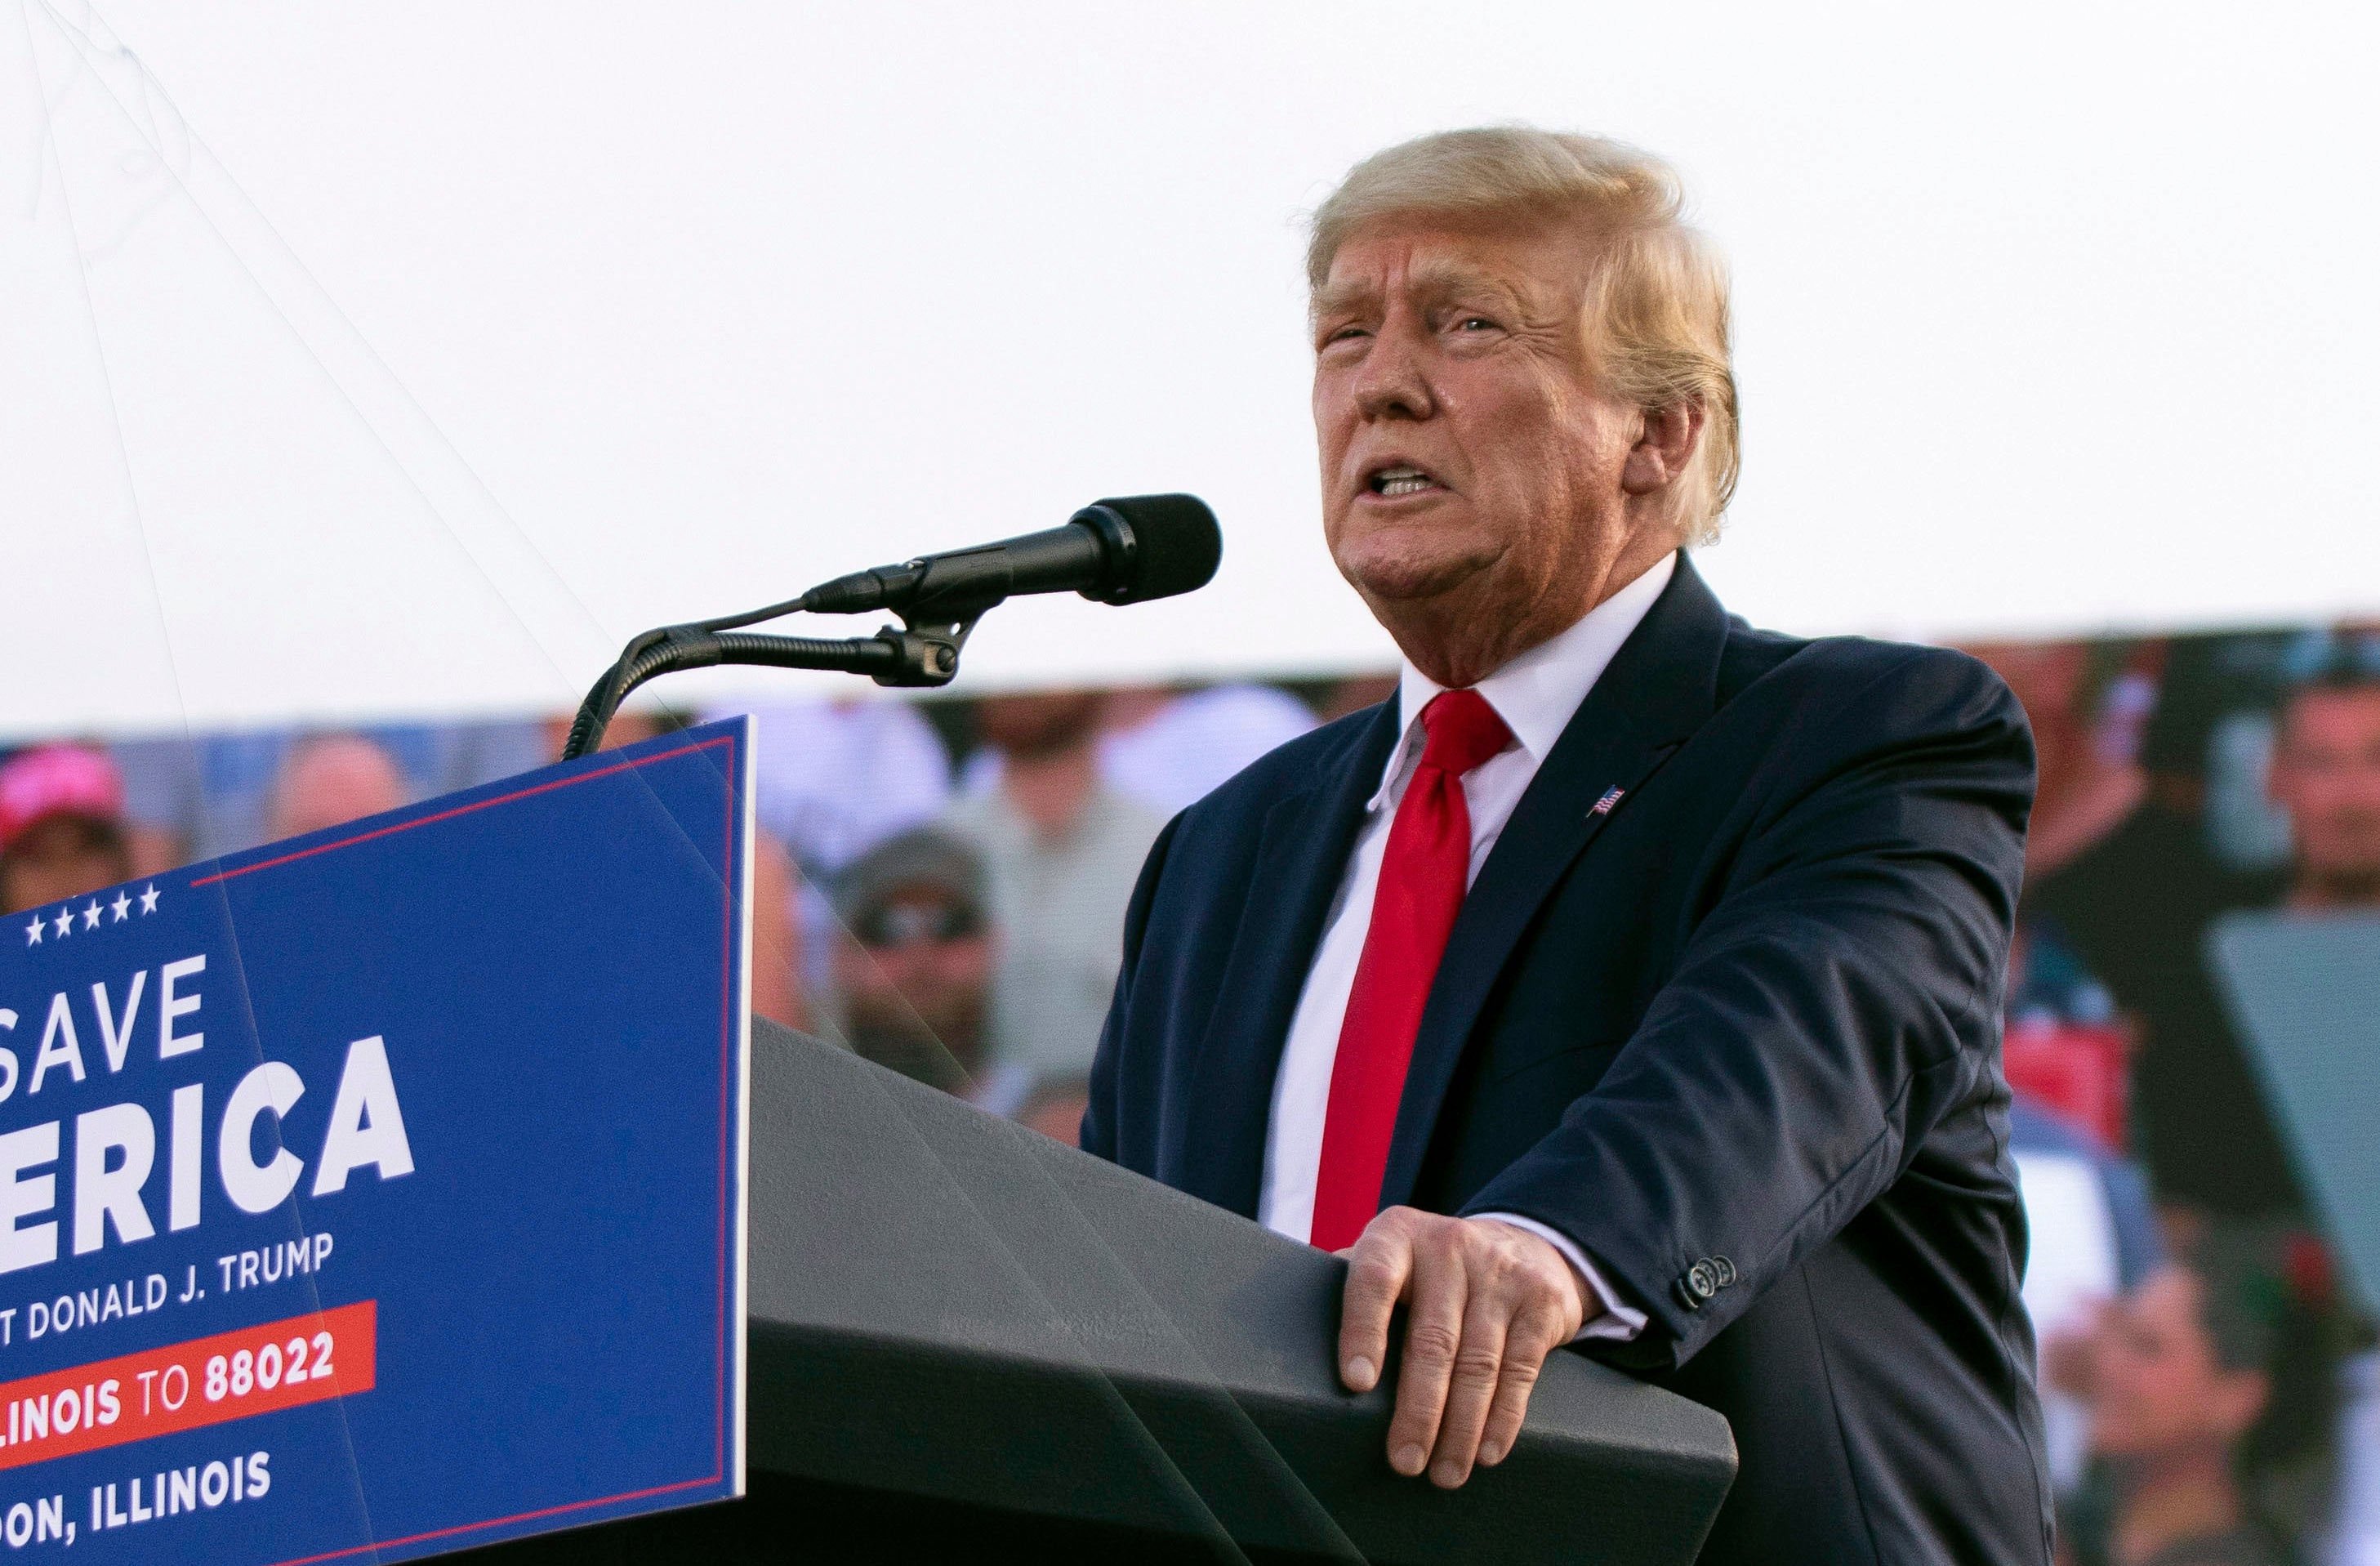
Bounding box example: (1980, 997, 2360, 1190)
(463, 1021, 1736, 1564)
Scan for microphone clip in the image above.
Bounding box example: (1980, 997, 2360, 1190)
(870, 612, 977, 689)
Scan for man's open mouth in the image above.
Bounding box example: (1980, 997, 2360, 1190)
(1368, 465, 1442, 498)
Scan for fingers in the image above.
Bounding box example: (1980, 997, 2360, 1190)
(1385, 1236, 1467, 1478)
(1424, 1296, 1508, 1487)
(1477, 1301, 1564, 1469)
(1336, 1211, 1584, 1488)
(1337, 1215, 1414, 1395)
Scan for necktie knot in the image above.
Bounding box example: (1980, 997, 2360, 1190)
(1418, 689, 1512, 779)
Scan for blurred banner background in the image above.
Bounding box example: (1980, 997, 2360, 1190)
(7, 4, 2380, 1564)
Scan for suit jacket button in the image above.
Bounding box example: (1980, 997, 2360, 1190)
(1685, 1260, 1719, 1301)
(1712, 1256, 1736, 1288)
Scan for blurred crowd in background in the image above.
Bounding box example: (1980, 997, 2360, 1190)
(2, 623, 2376, 1566)
(1963, 624, 2380, 1566)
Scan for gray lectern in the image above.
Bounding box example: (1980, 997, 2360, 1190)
(461, 1021, 1736, 1564)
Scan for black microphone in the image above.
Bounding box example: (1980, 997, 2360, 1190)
(798, 493, 1222, 623)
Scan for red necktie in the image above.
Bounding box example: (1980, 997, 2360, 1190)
(1309, 689, 1513, 1251)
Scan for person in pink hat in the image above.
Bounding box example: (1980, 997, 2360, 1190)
(0, 743, 134, 916)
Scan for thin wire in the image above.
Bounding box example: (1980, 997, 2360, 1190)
(15, 2, 191, 750)
(13, 0, 391, 1548)
(33, 0, 625, 702)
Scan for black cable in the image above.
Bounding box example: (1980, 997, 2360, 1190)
(689, 591, 818, 636)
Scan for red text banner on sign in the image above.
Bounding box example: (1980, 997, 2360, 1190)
(0, 1301, 377, 1472)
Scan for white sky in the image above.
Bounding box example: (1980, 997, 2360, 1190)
(6, 1, 2377, 739)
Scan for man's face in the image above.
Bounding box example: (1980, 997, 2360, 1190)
(833, 887, 994, 1067)
(2088, 1269, 2265, 1461)
(975, 692, 1104, 761)
(0, 815, 130, 916)
(2270, 686, 2380, 905)
(1311, 219, 1651, 628)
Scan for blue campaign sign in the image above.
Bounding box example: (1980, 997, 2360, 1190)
(0, 720, 751, 1560)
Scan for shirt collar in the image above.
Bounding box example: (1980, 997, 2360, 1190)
(1370, 551, 1677, 810)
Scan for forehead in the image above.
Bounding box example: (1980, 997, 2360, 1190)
(2282, 685, 2380, 745)
(1315, 216, 1593, 310)
(868, 879, 965, 912)
(10, 813, 118, 857)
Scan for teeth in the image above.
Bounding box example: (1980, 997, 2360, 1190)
(1378, 475, 1433, 497)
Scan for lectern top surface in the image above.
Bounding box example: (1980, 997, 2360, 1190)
(745, 1019, 1734, 1566)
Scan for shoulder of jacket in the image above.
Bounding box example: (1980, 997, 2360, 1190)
(1719, 624, 2014, 725)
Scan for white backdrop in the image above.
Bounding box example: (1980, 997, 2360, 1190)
(6, 1, 2377, 739)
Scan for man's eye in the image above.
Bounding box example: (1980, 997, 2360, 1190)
(1457, 316, 1497, 332)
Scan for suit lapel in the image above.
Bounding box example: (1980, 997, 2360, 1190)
(1174, 702, 1401, 1216)
(1376, 555, 1733, 1212)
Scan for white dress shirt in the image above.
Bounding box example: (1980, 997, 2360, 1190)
(1256, 552, 1677, 1341)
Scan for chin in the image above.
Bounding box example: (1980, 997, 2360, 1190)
(1344, 557, 1491, 605)
(1332, 529, 1498, 605)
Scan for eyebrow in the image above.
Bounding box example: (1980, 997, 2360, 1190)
(1311, 258, 1532, 323)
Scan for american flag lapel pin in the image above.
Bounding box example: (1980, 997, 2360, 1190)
(1591, 786, 1625, 816)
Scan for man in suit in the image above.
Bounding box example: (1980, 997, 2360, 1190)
(1082, 127, 2054, 1564)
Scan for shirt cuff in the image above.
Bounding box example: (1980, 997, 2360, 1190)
(1474, 1213, 1649, 1343)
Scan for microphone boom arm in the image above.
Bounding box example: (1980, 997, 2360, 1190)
(558, 599, 978, 762)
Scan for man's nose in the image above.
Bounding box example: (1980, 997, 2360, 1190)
(1353, 328, 1434, 422)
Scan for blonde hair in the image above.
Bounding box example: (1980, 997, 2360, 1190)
(1308, 127, 1739, 543)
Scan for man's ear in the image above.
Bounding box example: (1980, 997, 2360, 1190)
(1620, 403, 1706, 497)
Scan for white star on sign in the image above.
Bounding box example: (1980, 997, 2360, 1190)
(23, 917, 41, 947)
(109, 890, 131, 923)
(81, 902, 100, 931)
(138, 884, 160, 916)
(51, 908, 72, 939)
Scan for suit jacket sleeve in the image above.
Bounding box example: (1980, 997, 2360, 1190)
(1080, 813, 1181, 1162)
(1457, 648, 2034, 1371)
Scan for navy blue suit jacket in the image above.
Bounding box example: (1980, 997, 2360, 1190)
(1083, 556, 2054, 1565)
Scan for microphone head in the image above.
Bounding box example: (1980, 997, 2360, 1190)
(1073, 494, 1221, 605)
